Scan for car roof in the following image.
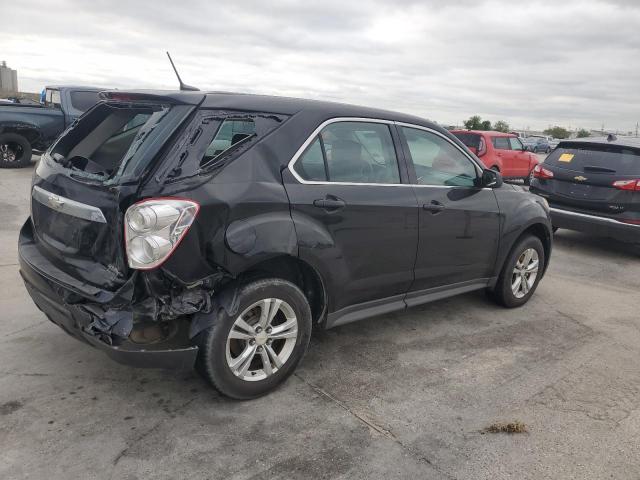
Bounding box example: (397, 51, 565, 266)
(101, 89, 443, 131)
(451, 129, 514, 137)
(559, 136, 640, 149)
(45, 85, 104, 91)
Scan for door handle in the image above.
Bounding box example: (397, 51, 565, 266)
(313, 197, 346, 211)
(423, 201, 445, 213)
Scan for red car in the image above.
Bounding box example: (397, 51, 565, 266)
(452, 130, 540, 183)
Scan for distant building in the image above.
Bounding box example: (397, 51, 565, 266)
(0, 61, 19, 94)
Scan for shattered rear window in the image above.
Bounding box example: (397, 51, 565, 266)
(155, 110, 288, 182)
(43, 102, 193, 183)
(201, 119, 256, 167)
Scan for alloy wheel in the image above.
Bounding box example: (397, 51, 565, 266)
(0, 142, 21, 163)
(511, 248, 539, 298)
(225, 298, 299, 381)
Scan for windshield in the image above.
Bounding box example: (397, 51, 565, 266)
(42, 101, 193, 183)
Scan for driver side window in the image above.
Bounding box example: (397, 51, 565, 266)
(401, 127, 478, 187)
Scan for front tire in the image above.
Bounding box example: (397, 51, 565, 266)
(194, 278, 312, 399)
(0, 133, 32, 168)
(490, 235, 545, 308)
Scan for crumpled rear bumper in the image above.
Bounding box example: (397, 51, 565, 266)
(19, 220, 198, 370)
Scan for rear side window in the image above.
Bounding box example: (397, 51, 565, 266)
(295, 121, 400, 184)
(69, 90, 100, 112)
(202, 119, 256, 166)
(492, 137, 510, 150)
(546, 143, 640, 174)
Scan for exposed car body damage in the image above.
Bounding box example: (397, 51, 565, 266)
(19, 90, 552, 375)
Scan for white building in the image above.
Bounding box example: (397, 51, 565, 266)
(0, 61, 19, 94)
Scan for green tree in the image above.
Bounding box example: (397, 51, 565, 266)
(463, 115, 483, 130)
(576, 128, 590, 138)
(463, 115, 493, 130)
(543, 126, 570, 139)
(480, 120, 492, 131)
(494, 120, 510, 133)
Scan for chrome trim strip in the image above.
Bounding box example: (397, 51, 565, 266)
(550, 207, 640, 228)
(32, 185, 107, 223)
(286, 117, 485, 188)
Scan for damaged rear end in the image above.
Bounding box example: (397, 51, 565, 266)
(19, 91, 218, 368)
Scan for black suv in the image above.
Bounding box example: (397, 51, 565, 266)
(530, 135, 640, 245)
(19, 91, 552, 399)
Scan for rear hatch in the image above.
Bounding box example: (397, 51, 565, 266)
(532, 140, 640, 219)
(28, 93, 198, 291)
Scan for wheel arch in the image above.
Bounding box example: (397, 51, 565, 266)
(237, 255, 327, 326)
(0, 122, 40, 145)
(499, 222, 552, 280)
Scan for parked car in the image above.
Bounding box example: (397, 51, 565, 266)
(530, 135, 640, 245)
(19, 90, 553, 399)
(522, 136, 552, 154)
(0, 85, 102, 168)
(451, 130, 541, 183)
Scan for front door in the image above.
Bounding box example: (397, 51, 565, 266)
(397, 125, 501, 298)
(283, 119, 419, 313)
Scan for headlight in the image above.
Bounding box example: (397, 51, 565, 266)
(125, 198, 199, 269)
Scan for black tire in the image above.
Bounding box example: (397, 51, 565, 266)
(194, 278, 312, 399)
(490, 235, 545, 308)
(524, 169, 534, 186)
(0, 133, 32, 168)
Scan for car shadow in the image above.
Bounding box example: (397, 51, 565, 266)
(553, 228, 638, 258)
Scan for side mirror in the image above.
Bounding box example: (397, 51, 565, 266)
(522, 145, 530, 151)
(480, 168, 503, 188)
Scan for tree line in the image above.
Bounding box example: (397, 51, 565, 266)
(461, 116, 591, 138)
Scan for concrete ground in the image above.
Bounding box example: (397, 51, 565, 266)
(1, 159, 639, 480)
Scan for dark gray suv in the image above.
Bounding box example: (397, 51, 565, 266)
(19, 90, 553, 398)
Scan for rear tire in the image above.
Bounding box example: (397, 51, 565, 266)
(524, 169, 535, 186)
(194, 278, 312, 399)
(0, 133, 32, 168)
(490, 235, 545, 308)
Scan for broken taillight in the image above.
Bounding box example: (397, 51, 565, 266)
(533, 164, 554, 179)
(124, 198, 199, 270)
(612, 179, 640, 191)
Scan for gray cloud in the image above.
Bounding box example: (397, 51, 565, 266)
(3, 0, 640, 132)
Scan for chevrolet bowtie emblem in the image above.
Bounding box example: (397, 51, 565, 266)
(574, 176, 587, 182)
(47, 194, 65, 210)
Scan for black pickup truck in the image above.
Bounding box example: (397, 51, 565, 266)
(0, 86, 103, 168)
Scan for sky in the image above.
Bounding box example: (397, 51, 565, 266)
(2, 0, 640, 132)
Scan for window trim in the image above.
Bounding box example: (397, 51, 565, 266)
(288, 117, 485, 188)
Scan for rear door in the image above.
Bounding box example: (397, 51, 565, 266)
(532, 142, 640, 218)
(284, 119, 419, 312)
(398, 125, 500, 297)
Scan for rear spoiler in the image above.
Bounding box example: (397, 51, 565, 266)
(99, 90, 205, 106)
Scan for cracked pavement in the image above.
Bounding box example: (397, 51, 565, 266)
(1, 161, 640, 479)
